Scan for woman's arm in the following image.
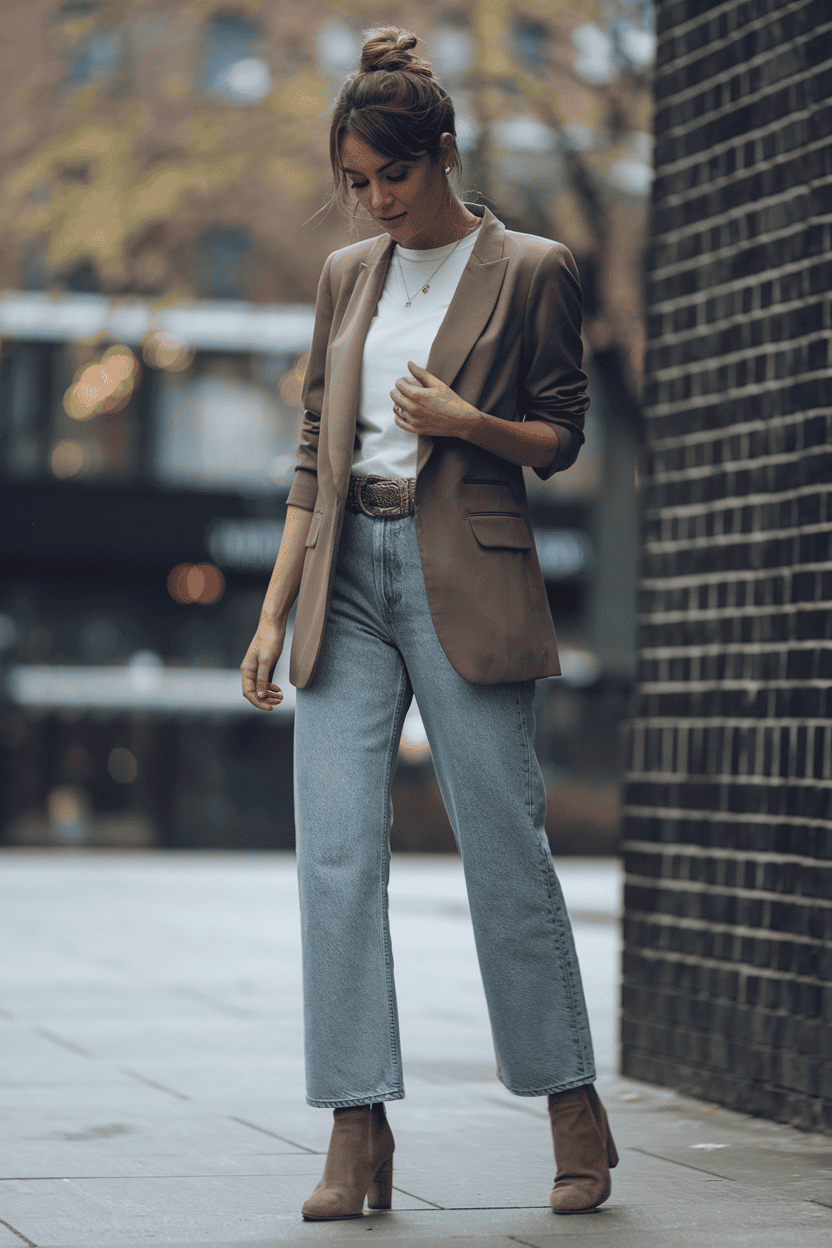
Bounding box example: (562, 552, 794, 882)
(284, 255, 335, 511)
(521, 244, 589, 478)
(460, 410, 563, 469)
(240, 504, 312, 711)
(259, 504, 312, 623)
(391, 361, 575, 470)
(243, 250, 337, 706)
(392, 244, 588, 477)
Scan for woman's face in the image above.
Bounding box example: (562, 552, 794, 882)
(339, 131, 454, 250)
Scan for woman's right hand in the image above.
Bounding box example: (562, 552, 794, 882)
(240, 615, 286, 711)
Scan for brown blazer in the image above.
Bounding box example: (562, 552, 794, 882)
(285, 204, 589, 688)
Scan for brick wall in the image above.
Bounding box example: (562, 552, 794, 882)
(621, 0, 832, 1132)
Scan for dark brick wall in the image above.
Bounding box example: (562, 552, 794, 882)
(620, 0, 832, 1132)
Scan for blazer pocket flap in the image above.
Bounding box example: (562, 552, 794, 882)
(305, 510, 323, 548)
(468, 513, 532, 550)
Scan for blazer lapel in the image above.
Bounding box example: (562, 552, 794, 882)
(327, 233, 394, 490)
(418, 207, 509, 476)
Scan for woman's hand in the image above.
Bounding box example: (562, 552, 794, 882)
(391, 361, 481, 439)
(240, 615, 286, 712)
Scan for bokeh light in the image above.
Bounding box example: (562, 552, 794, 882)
(142, 331, 194, 372)
(63, 345, 140, 421)
(108, 747, 138, 785)
(167, 562, 225, 605)
(51, 440, 87, 478)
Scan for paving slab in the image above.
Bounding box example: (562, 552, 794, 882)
(0, 851, 829, 1248)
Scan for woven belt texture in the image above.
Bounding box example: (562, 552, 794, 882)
(346, 475, 416, 517)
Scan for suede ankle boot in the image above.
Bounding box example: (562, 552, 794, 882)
(547, 1084, 618, 1213)
(301, 1102, 394, 1220)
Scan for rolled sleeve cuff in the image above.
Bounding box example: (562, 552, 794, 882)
(285, 468, 318, 511)
(534, 421, 585, 481)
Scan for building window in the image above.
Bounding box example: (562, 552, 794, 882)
(513, 19, 549, 74)
(152, 354, 299, 494)
(201, 12, 271, 103)
(194, 226, 252, 300)
(65, 259, 101, 294)
(316, 19, 360, 79)
(431, 16, 475, 84)
(46, 342, 143, 482)
(21, 239, 52, 292)
(2, 344, 48, 477)
(55, 3, 122, 88)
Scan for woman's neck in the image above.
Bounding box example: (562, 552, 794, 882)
(403, 202, 481, 250)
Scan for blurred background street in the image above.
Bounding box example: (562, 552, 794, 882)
(0, 0, 653, 855)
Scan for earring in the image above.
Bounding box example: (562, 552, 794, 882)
(445, 166, 451, 173)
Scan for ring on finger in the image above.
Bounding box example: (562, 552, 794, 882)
(394, 404, 402, 416)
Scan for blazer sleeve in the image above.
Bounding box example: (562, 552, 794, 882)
(285, 254, 335, 511)
(521, 243, 590, 481)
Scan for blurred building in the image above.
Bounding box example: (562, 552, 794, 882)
(0, 0, 654, 852)
(621, 0, 831, 1132)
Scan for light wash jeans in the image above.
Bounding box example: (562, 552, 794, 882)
(293, 509, 596, 1107)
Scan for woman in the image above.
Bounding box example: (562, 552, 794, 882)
(241, 27, 618, 1221)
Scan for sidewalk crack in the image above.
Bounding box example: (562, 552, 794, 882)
(177, 988, 252, 1019)
(35, 1028, 91, 1057)
(0, 1219, 39, 1247)
(390, 1184, 444, 1209)
(631, 1146, 734, 1180)
(228, 1117, 319, 1153)
(119, 1068, 191, 1100)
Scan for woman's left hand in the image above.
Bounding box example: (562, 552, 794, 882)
(391, 361, 479, 439)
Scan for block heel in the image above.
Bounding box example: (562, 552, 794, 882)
(367, 1154, 393, 1209)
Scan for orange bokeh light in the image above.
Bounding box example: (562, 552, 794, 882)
(63, 345, 140, 421)
(167, 562, 225, 605)
(51, 439, 87, 477)
(143, 331, 194, 372)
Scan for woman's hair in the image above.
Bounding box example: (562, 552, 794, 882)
(329, 27, 462, 211)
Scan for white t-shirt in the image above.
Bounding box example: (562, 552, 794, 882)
(352, 227, 480, 479)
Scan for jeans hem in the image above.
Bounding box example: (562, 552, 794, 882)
(306, 1089, 405, 1109)
(501, 1071, 597, 1097)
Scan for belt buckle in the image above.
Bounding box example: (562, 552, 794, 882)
(356, 476, 402, 518)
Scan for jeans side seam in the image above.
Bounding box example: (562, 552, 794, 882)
(378, 663, 411, 1090)
(517, 686, 595, 1080)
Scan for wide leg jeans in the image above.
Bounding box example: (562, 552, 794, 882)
(293, 509, 596, 1107)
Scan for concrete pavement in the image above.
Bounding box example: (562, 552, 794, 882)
(0, 851, 829, 1247)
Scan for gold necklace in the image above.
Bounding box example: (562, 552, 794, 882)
(394, 221, 480, 308)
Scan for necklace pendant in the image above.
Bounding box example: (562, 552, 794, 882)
(405, 300, 411, 307)
(422, 284, 430, 294)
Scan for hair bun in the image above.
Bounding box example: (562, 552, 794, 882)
(359, 27, 433, 77)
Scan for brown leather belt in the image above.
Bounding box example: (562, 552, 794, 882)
(346, 475, 416, 517)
